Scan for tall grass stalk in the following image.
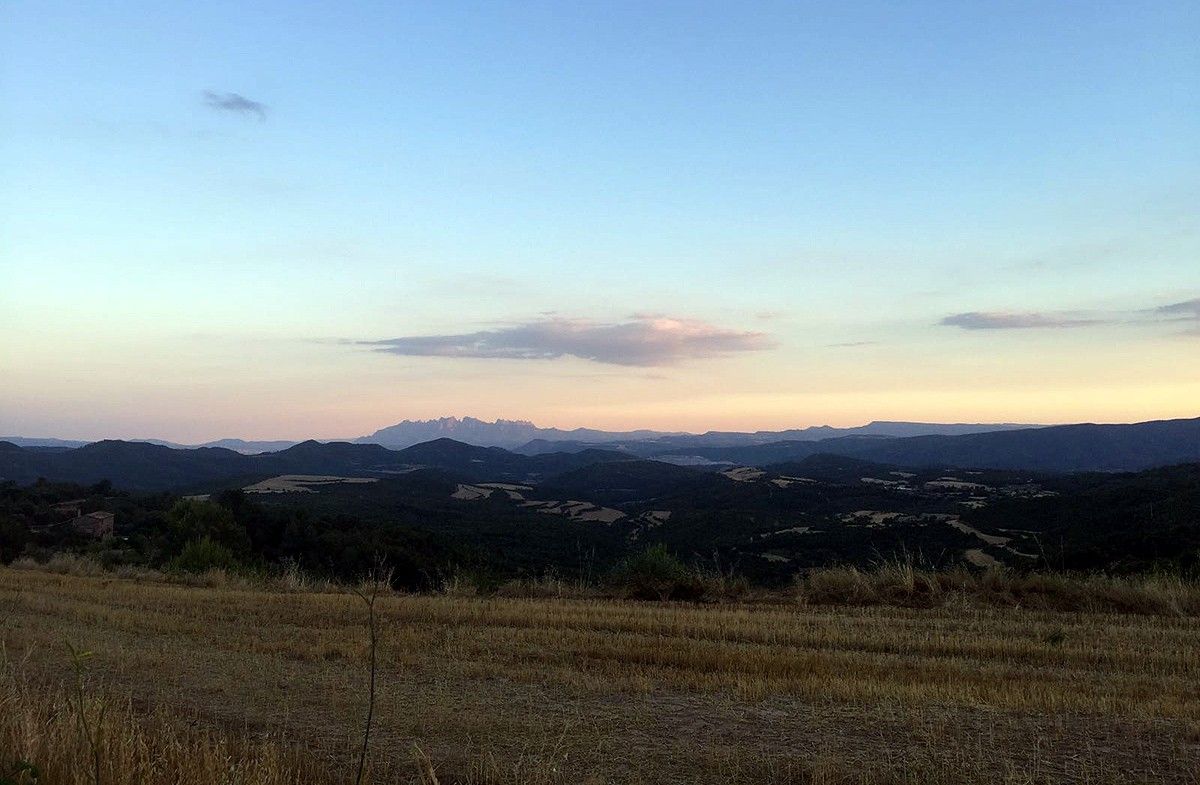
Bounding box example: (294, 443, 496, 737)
(351, 564, 390, 785)
(65, 643, 105, 785)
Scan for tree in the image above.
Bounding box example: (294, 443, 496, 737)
(167, 536, 240, 573)
(0, 516, 29, 564)
(166, 499, 250, 560)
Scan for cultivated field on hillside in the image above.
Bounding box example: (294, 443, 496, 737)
(2, 568, 1198, 784)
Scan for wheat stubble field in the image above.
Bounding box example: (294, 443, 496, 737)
(2, 567, 1198, 784)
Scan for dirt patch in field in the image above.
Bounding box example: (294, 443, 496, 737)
(451, 484, 494, 500)
(243, 475, 379, 494)
(965, 548, 1002, 568)
(722, 467, 765, 482)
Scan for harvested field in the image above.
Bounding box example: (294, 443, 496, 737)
(2, 567, 1198, 783)
(243, 475, 379, 494)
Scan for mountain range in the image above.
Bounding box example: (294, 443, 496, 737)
(0, 437, 630, 491)
(2, 416, 1198, 491)
(355, 416, 1037, 450)
(356, 416, 677, 449)
(4, 416, 1039, 454)
(0, 436, 301, 454)
(632, 418, 1200, 472)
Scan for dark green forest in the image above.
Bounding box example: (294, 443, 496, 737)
(4, 456, 1198, 587)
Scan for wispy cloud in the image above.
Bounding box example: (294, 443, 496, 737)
(203, 91, 267, 120)
(940, 297, 1200, 335)
(940, 311, 1106, 330)
(826, 340, 879, 348)
(1153, 298, 1200, 336)
(365, 315, 773, 366)
(1154, 298, 1200, 320)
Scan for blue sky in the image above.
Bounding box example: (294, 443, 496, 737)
(2, 1, 1197, 440)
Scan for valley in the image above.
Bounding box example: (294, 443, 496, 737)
(5, 427, 1198, 585)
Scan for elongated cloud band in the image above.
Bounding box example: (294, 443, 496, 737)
(367, 315, 773, 366)
(940, 312, 1103, 330)
(1156, 298, 1200, 319)
(940, 298, 1200, 334)
(1158, 298, 1200, 335)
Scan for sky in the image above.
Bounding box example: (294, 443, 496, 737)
(1, 1, 1197, 442)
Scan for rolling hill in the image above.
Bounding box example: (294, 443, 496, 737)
(669, 417, 1200, 472)
(0, 437, 632, 491)
(2, 416, 1197, 492)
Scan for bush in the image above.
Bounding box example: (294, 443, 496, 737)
(0, 516, 29, 564)
(9, 552, 107, 577)
(438, 569, 480, 598)
(610, 544, 700, 601)
(167, 537, 239, 574)
(791, 561, 1200, 615)
(493, 573, 598, 600)
(167, 500, 250, 559)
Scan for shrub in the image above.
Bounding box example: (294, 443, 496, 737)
(610, 544, 698, 601)
(493, 573, 599, 600)
(439, 569, 480, 598)
(689, 558, 751, 601)
(9, 553, 107, 577)
(167, 537, 239, 574)
(268, 559, 337, 593)
(167, 499, 250, 559)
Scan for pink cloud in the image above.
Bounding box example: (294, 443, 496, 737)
(368, 315, 773, 366)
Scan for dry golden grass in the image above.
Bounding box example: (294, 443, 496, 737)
(792, 561, 1200, 615)
(2, 567, 1198, 784)
(0, 674, 331, 785)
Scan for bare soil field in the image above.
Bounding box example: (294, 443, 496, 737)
(2, 568, 1198, 784)
(243, 475, 380, 493)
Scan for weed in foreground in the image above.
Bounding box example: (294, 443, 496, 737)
(352, 564, 391, 785)
(65, 643, 106, 785)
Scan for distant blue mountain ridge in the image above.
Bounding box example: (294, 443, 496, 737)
(6, 416, 1039, 453)
(2, 417, 1198, 489)
(353, 416, 1038, 450)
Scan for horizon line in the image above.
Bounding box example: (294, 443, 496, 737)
(9, 413, 1200, 446)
